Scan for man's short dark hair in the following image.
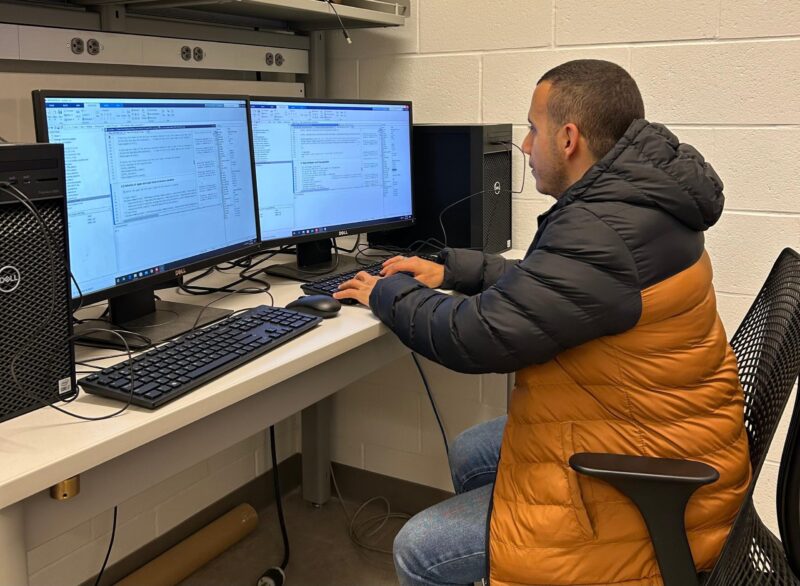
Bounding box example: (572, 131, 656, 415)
(538, 59, 645, 160)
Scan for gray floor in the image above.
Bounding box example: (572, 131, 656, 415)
(178, 488, 402, 586)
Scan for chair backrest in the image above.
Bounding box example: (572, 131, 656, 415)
(728, 248, 800, 569)
(730, 248, 800, 473)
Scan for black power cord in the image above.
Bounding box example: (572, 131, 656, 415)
(180, 247, 291, 296)
(411, 353, 449, 455)
(437, 189, 485, 250)
(335, 234, 360, 254)
(257, 425, 290, 586)
(186, 286, 274, 334)
(94, 506, 118, 586)
(416, 140, 527, 252)
(0, 182, 137, 421)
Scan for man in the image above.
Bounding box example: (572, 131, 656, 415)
(334, 60, 750, 586)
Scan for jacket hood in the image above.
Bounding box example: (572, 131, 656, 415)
(557, 119, 725, 231)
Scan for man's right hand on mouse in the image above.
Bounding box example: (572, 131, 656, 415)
(380, 256, 444, 288)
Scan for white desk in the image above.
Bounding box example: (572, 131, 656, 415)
(0, 265, 411, 585)
(0, 250, 521, 585)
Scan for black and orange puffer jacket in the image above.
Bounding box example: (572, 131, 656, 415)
(369, 119, 751, 585)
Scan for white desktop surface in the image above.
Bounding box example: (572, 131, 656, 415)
(0, 250, 524, 584)
(1, 267, 388, 509)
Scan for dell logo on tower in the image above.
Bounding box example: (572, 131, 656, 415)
(0, 266, 21, 293)
(493, 181, 502, 196)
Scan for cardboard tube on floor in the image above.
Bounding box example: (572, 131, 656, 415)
(117, 503, 258, 586)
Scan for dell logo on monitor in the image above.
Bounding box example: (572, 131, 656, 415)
(0, 266, 21, 293)
(338, 230, 349, 236)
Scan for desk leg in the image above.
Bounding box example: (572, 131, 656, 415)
(0, 502, 29, 585)
(302, 397, 332, 506)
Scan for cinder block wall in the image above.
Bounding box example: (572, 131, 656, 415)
(13, 3, 800, 582)
(24, 424, 298, 586)
(326, 0, 800, 535)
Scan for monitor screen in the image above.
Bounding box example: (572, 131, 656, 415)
(250, 99, 413, 244)
(36, 94, 258, 300)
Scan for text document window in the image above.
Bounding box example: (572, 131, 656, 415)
(43, 97, 257, 298)
(250, 101, 412, 242)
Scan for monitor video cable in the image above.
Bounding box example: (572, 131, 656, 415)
(257, 425, 290, 586)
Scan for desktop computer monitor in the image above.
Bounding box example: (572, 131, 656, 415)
(249, 97, 414, 279)
(32, 91, 259, 347)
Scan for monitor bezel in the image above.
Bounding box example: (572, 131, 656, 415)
(248, 96, 416, 251)
(32, 89, 262, 308)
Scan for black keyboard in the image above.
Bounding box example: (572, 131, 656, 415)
(301, 254, 440, 304)
(301, 262, 385, 305)
(80, 305, 322, 409)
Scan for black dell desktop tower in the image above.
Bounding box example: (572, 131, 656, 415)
(0, 142, 75, 422)
(369, 124, 513, 254)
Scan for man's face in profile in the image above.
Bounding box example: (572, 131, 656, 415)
(522, 81, 569, 197)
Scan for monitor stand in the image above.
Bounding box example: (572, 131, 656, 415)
(73, 287, 232, 350)
(262, 238, 362, 282)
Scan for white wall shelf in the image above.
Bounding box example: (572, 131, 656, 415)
(71, 0, 409, 31)
(0, 0, 406, 82)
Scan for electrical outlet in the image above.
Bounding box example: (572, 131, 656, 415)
(275, 53, 284, 67)
(265, 52, 274, 66)
(180, 45, 191, 61)
(87, 38, 100, 55)
(193, 46, 204, 61)
(70, 37, 84, 55)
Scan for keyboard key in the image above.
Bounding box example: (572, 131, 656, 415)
(134, 382, 159, 396)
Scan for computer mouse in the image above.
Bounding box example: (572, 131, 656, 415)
(286, 295, 342, 319)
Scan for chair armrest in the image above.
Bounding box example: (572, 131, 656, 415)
(570, 452, 719, 484)
(569, 453, 719, 586)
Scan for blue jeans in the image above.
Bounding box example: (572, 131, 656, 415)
(393, 415, 506, 586)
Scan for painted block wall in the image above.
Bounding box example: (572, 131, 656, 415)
(8, 2, 800, 579)
(326, 0, 800, 538)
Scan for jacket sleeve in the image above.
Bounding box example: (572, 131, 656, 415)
(438, 248, 519, 294)
(370, 207, 642, 374)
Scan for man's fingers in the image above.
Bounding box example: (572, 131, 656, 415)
(336, 279, 357, 291)
(381, 259, 415, 276)
(333, 287, 366, 305)
(333, 289, 353, 299)
(382, 256, 406, 268)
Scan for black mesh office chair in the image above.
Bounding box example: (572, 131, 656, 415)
(570, 248, 800, 586)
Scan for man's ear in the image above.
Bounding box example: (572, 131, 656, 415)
(563, 123, 580, 158)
